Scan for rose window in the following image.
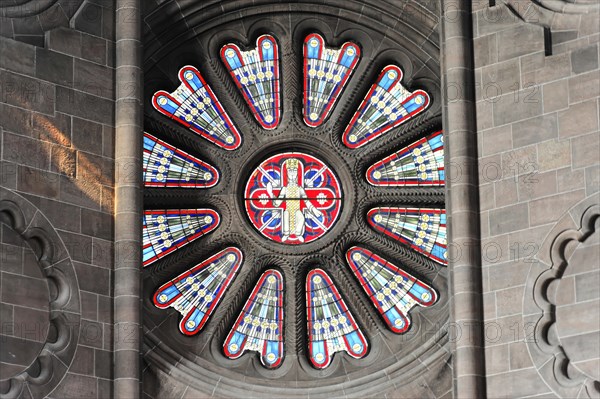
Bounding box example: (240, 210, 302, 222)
(143, 26, 447, 387)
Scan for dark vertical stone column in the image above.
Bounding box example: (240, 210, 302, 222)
(440, 1, 486, 398)
(114, 0, 143, 397)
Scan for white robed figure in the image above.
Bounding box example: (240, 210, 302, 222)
(266, 158, 323, 242)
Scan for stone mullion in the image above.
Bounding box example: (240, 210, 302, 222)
(440, 1, 487, 398)
(114, 0, 143, 398)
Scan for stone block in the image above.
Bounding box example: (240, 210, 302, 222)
(0, 273, 48, 311)
(22, 195, 81, 233)
(542, 79, 569, 113)
(501, 146, 537, 182)
(0, 70, 55, 115)
(12, 306, 50, 342)
(476, 5, 520, 36)
(32, 112, 72, 146)
(94, 349, 112, 379)
(529, 190, 586, 226)
(0, 243, 22, 274)
(509, 341, 533, 370)
(102, 125, 115, 158)
(558, 100, 599, 138)
(3, 132, 50, 170)
(81, 209, 113, 240)
(74, 2, 103, 37)
(496, 286, 524, 317)
(59, 175, 102, 209)
(585, 165, 599, 195)
(59, 232, 92, 264)
(70, 346, 94, 376)
(80, 291, 98, 321)
(556, 167, 584, 193)
(81, 33, 107, 65)
(102, 5, 115, 41)
(489, 203, 529, 236)
(0, 161, 17, 190)
(512, 114, 558, 148)
(73, 118, 103, 155)
(17, 165, 60, 199)
(0, 37, 35, 75)
(479, 183, 495, 211)
(571, 132, 600, 169)
(56, 86, 114, 124)
(77, 152, 114, 187)
(74, 58, 114, 99)
(518, 170, 557, 201)
(493, 89, 542, 126)
(48, 372, 97, 398)
(480, 59, 520, 102)
(476, 99, 494, 131)
(488, 261, 531, 292)
(556, 301, 600, 336)
(571, 44, 599, 74)
(97, 294, 111, 323)
(47, 27, 82, 58)
(74, 263, 110, 296)
(537, 139, 571, 172)
(474, 33, 498, 68)
(497, 24, 544, 62)
(481, 125, 512, 156)
(0, 103, 32, 136)
(575, 270, 599, 302)
(569, 70, 600, 104)
(521, 53, 571, 86)
(35, 48, 74, 87)
(494, 178, 518, 208)
(50, 145, 76, 177)
(484, 291, 496, 320)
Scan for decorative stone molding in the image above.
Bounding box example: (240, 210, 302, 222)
(0, 188, 80, 399)
(526, 198, 600, 398)
(0, 0, 85, 45)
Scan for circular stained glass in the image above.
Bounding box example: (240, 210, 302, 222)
(244, 152, 342, 245)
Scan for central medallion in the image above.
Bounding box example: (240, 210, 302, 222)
(244, 152, 342, 245)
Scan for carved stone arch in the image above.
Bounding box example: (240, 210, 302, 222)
(0, 188, 81, 399)
(524, 196, 600, 399)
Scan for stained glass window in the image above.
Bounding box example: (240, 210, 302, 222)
(223, 269, 284, 368)
(221, 35, 281, 129)
(152, 66, 242, 150)
(306, 269, 368, 369)
(153, 247, 242, 335)
(143, 132, 219, 188)
(303, 34, 360, 127)
(346, 247, 438, 333)
(144, 32, 445, 372)
(142, 209, 220, 267)
(343, 65, 430, 148)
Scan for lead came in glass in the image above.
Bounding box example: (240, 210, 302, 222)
(343, 65, 430, 149)
(367, 207, 447, 265)
(221, 35, 280, 130)
(153, 247, 242, 335)
(143, 132, 219, 188)
(306, 269, 368, 369)
(223, 269, 284, 368)
(346, 247, 438, 333)
(152, 65, 242, 150)
(142, 209, 220, 267)
(366, 130, 444, 187)
(303, 33, 360, 127)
